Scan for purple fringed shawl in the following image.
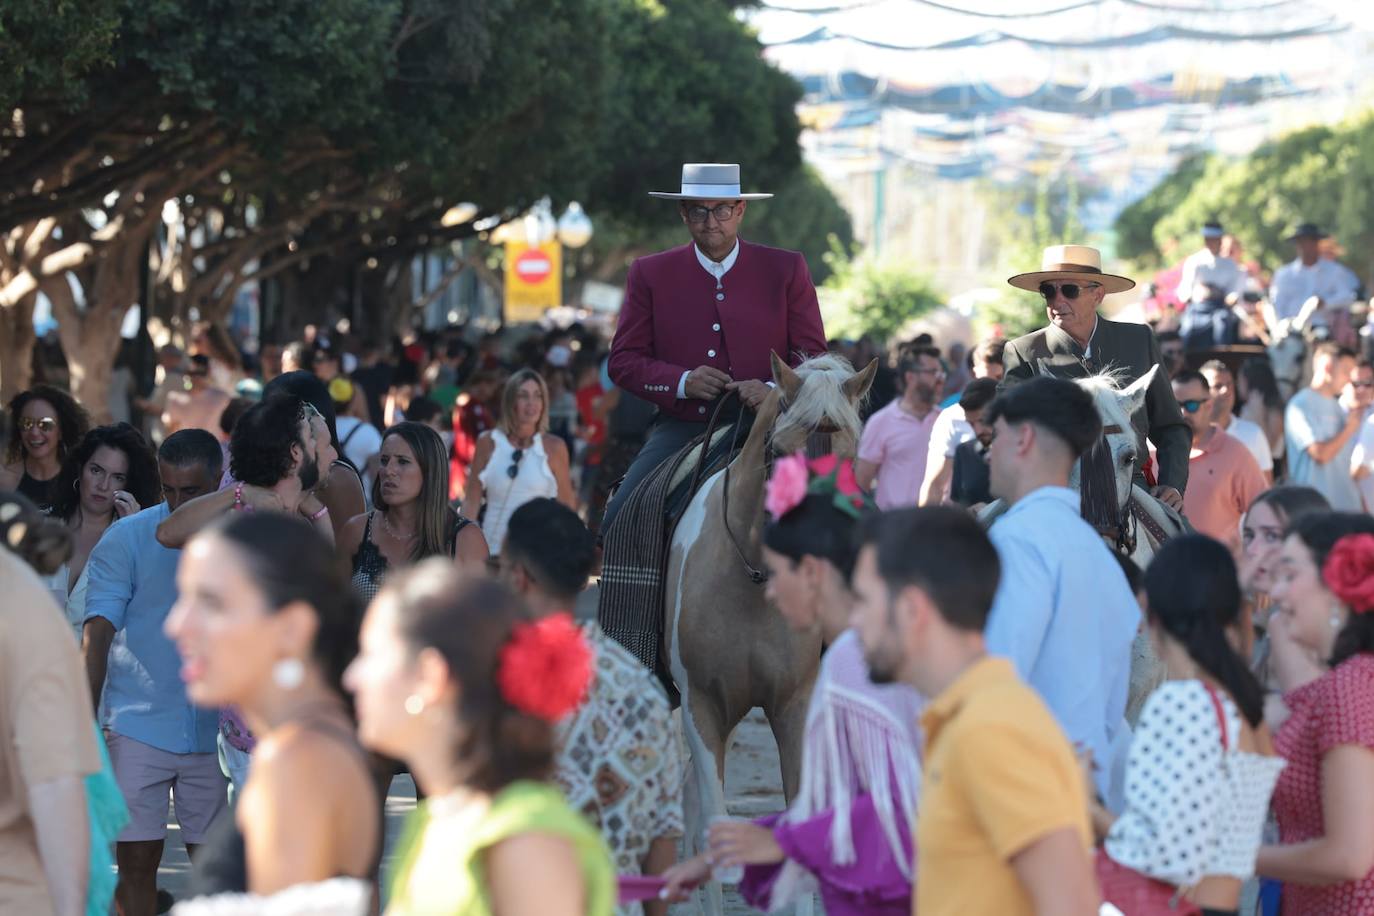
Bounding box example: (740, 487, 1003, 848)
(738, 629, 925, 914)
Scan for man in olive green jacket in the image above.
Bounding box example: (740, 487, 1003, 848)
(1001, 245, 1190, 507)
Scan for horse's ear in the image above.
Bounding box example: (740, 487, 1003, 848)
(771, 351, 803, 401)
(1122, 363, 1156, 415)
(843, 358, 879, 403)
(1294, 295, 1321, 331)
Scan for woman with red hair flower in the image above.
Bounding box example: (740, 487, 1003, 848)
(1257, 513, 1374, 913)
(344, 563, 614, 916)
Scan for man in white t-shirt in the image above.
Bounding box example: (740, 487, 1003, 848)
(919, 339, 1004, 505)
(1175, 219, 1245, 306)
(1200, 360, 1273, 484)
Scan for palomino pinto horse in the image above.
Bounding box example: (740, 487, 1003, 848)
(666, 352, 874, 915)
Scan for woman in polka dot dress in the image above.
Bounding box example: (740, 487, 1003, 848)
(1093, 535, 1284, 916)
(1257, 512, 1374, 914)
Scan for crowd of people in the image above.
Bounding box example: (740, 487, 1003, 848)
(3, 159, 1374, 916)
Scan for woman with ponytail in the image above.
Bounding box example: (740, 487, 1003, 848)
(344, 563, 613, 915)
(167, 512, 378, 898)
(1093, 534, 1284, 916)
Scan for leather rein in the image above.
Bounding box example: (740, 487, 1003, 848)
(1092, 422, 1172, 555)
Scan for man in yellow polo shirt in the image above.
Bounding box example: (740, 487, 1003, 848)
(850, 506, 1098, 916)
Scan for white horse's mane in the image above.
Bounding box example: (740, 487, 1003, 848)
(1075, 370, 1135, 435)
(770, 352, 865, 450)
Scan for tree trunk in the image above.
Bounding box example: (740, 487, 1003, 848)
(0, 290, 37, 402)
(51, 232, 150, 424)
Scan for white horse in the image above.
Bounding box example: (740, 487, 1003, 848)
(1265, 294, 1322, 401)
(981, 367, 1187, 720)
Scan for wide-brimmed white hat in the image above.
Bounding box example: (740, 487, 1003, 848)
(1007, 244, 1135, 295)
(648, 163, 773, 201)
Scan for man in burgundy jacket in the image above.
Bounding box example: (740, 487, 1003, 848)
(602, 163, 828, 534)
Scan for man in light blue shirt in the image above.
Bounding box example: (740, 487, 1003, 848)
(983, 376, 1140, 811)
(83, 429, 225, 916)
(1285, 342, 1363, 511)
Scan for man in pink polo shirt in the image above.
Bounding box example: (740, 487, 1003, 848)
(1172, 369, 1265, 549)
(857, 345, 943, 509)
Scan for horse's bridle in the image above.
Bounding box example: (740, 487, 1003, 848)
(1090, 422, 1172, 555)
(684, 390, 770, 586)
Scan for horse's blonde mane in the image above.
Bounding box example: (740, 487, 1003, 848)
(770, 353, 865, 453)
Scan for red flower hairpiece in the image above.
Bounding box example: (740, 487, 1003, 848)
(496, 612, 594, 722)
(1321, 533, 1374, 615)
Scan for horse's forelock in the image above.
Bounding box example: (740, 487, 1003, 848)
(1076, 371, 1134, 438)
(769, 353, 865, 454)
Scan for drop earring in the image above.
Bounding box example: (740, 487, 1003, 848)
(404, 695, 426, 716)
(1330, 605, 1344, 630)
(273, 657, 305, 690)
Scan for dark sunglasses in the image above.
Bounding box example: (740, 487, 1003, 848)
(1038, 281, 1101, 301)
(19, 416, 57, 433)
(507, 448, 524, 479)
(1179, 398, 1211, 414)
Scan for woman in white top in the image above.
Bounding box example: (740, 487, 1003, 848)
(1092, 534, 1284, 916)
(462, 368, 574, 556)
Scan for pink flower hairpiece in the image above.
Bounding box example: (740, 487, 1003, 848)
(765, 452, 872, 522)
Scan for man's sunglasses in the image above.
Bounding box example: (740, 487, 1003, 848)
(19, 417, 58, 433)
(1039, 281, 1101, 301)
(683, 203, 737, 224)
(507, 448, 524, 479)
(1179, 398, 1211, 414)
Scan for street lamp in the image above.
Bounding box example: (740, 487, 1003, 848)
(557, 201, 593, 249)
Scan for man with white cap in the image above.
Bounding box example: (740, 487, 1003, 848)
(1001, 245, 1190, 508)
(1175, 218, 1245, 307)
(601, 163, 827, 533)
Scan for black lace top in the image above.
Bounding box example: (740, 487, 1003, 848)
(350, 510, 473, 603)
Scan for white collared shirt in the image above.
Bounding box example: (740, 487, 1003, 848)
(677, 240, 742, 400)
(1269, 257, 1359, 321)
(694, 240, 739, 287)
(1176, 248, 1245, 304)
(1081, 314, 1100, 359)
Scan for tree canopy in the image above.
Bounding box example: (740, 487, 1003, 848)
(0, 0, 845, 415)
(1114, 114, 1374, 281)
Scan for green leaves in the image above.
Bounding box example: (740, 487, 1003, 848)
(1117, 114, 1374, 279)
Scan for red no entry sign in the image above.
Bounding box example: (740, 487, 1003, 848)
(513, 248, 553, 285)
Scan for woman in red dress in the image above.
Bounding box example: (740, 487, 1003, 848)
(1258, 512, 1374, 914)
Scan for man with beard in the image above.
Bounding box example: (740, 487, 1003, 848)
(152, 395, 335, 804)
(156, 394, 335, 552)
(948, 377, 998, 508)
(849, 507, 1097, 916)
(856, 346, 944, 509)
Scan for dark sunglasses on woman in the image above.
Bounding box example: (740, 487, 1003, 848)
(507, 448, 524, 479)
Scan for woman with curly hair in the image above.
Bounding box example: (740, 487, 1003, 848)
(0, 385, 91, 513)
(44, 424, 159, 637)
